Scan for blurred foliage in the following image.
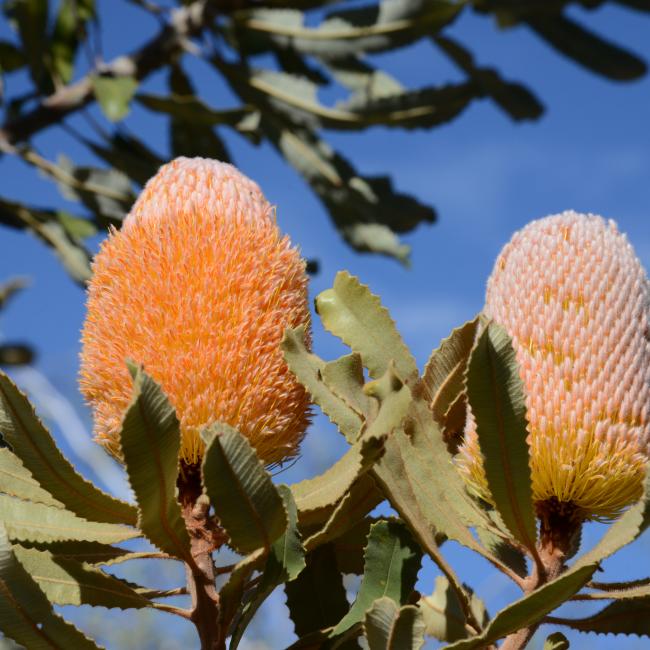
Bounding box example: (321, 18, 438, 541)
(0, 277, 33, 366)
(0, 0, 647, 273)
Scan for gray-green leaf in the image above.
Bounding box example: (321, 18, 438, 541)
(0, 524, 102, 649)
(202, 423, 288, 555)
(119, 367, 191, 561)
(331, 520, 421, 636)
(12, 546, 149, 610)
(364, 598, 425, 650)
(0, 494, 136, 547)
(0, 371, 137, 525)
(465, 323, 537, 552)
(316, 272, 418, 382)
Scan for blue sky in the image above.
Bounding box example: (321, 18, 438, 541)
(1, 2, 650, 649)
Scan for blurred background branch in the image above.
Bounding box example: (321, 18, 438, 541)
(0, 0, 647, 272)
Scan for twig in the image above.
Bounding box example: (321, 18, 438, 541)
(501, 503, 583, 650)
(140, 586, 189, 599)
(151, 603, 193, 619)
(0, 0, 223, 148)
(589, 577, 650, 591)
(18, 148, 133, 202)
(215, 562, 239, 575)
(179, 464, 229, 650)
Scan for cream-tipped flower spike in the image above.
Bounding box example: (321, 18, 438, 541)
(458, 212, 650, 522)
(80, 157, 311, 466)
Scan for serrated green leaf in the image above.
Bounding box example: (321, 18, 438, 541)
(578, 579, 650, 601)
(332, 520, 421, 636)
(0, 448, 63, 508)
(14, 540, 131, 566)
(364, 598, 425, 650)
(285, 543, 353, 637)
(372, 394, 494, 557)
(229, 486, 305, 649)
(245, 67, 476, 131)
(0, 524, 102, 649)
(337, 82, 478, 130)
(442, 564, 596, 649)
(543, 631, 569, 649)
(549, 598, 650, 636)
(316, 272, 418, 382)
(274, 46, 328, 85)
(422, 317, 478, 422)
(304, 474, 383, 553)
(420, 576, 488, 643)
(0, 41, 26, 72)
(92, 75, 138, 122)
(466, 323, 537, 552)
(119, 367, 191, 561)
(282, 326, 363, 442)
(0, 495, 137, 545)
(202, 423, 287, 555)
(443, 470, 650, 648)
(363, 365, 413, 438)
(324, 55, 404, 97)
(321, 353, 375, 418)
(0, 371, 137, 525)
(527, 14, 646, 81)
(271, 485, 305, 581)
(12, 546, 149, 610)
(330, 516, 376, 575)
(291, 432, 385, 517)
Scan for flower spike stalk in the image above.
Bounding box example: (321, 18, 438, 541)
(80, 157, 311, 649)
(459, 212, 650, 649)
(80, 157, 311, 468)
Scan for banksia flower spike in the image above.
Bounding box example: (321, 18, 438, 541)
(458, 212, 650, 523)
(80, 157, 311, 467)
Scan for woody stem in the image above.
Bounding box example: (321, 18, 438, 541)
(501, 501, 582, 650)
(179, 466, 226, 650)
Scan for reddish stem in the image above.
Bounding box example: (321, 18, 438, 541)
(501, 500, 583, 650)
(179, 464, 228, 650)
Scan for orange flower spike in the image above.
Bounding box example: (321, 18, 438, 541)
(80, 157, 311, 466)
(458, 212, 650, 521)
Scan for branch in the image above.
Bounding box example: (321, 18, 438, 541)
(0, 0, 222, 150)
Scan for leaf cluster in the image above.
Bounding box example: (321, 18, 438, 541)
(1, 271, 650, 648)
